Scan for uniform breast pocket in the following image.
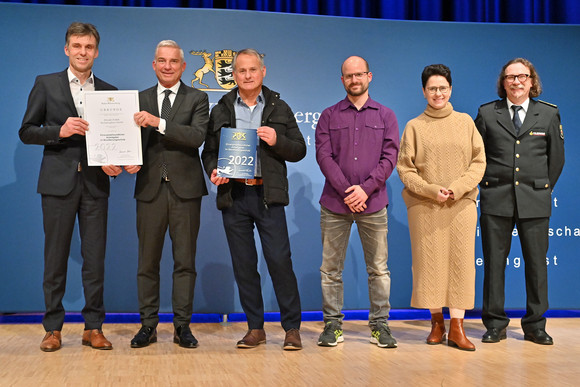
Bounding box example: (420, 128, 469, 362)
(528, 129, 547, 138)
(527, 128, 548, 152)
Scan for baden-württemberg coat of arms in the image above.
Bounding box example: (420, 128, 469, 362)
(190, 49, 237, 91)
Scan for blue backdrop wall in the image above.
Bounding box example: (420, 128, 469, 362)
(1, 3, 578, 315)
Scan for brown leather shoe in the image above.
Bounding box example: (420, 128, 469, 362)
(236, 329, 266, 348)
(448, 318, 475, 351)
(82, 329, 113, 350)
(283, 328, 302, 351)
(40, 331, 62, 352)
(426, 312, 446, 345)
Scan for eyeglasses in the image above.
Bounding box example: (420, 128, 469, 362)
(425, 86, 450, 94)
(343, 72, 369, 80)
(504, 74, 530, 83)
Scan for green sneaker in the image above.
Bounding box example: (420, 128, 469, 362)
(370, 322, 397, 348)
(317, 321, 344, 347)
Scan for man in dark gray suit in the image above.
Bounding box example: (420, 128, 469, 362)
(475, 58, 565, 345)
(128, 40, 209, 349)
(20, 22, 120, 352)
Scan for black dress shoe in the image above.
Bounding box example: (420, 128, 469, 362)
(482, 328, 507, 343)
(174, 325, 198, 348)
(131, 326, 157, 348)
(524, 329, 553, 345)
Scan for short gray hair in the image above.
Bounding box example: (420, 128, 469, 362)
(155, 40, 184, 61)
(232, 48, 264, 71)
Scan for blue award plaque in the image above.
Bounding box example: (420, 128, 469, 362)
(217, 127, 258, 178)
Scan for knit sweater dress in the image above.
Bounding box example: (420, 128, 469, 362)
(397, 103, 486, 309)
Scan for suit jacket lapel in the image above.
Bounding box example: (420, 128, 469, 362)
(519, 99, 539, 137)
(141, 86, 159, 116)
(149, 86, 160, 115)
(94, 76, 107, 91)
(59, 70, 78, 117)
(140, 87, 159, 149)
(495, 99, 517, 137)
(168, 82, 185, 120)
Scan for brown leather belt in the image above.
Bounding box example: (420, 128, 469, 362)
(234, 178, 263, 186)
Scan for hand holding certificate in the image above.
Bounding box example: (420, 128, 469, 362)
(217, 128, 258, 179)
(84, 90, 143, 166)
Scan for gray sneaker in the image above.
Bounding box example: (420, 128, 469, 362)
(317, 321, 344, 347)
(370, 322, 397, 348)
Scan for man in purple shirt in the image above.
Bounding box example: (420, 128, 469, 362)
(315, 56, 399, 348)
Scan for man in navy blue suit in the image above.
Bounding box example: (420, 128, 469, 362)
(20, 22, 122, 352)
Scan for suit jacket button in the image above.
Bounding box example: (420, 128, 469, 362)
(545, 184, 549, 188)
(516, 140, 520, 144)
(515, 167, 520, 172)
(516, 154, 520, 158)
(485, 182, 489, 186)
(515, 181, 519, 186)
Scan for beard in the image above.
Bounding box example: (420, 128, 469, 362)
(346, 82, 369, 97)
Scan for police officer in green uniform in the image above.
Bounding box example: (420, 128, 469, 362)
(475, 57, 565, 345)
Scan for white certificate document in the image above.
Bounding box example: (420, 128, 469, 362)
(84, 90, 142, 166)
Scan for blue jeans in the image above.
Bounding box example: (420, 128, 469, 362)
(320, 206, 391, 329)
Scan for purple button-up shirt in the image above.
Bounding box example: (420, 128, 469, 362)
(315, 96, 399, 214)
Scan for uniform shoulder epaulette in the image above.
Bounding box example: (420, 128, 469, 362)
(538, 100, 558, 108)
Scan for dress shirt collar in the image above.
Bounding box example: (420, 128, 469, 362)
(236, 91, 264, 107)
(67, 67, 94, 86)
(506, 97, 530, 114)
(338, 95, 380, 111)
(157, 81, 181, 97)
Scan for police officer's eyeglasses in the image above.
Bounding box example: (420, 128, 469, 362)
(504, 74, 530, 83)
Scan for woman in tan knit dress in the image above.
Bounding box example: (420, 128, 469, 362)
(397, 64, 486, 351)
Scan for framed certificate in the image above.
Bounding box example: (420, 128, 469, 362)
(84, 90, 142, 166)
(217, 127, 258, 179)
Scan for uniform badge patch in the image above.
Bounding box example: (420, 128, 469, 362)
(560, 124, 564, 140)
